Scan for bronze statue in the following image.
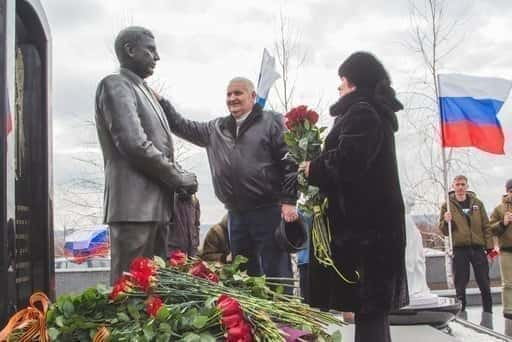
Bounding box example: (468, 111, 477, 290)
(95, 26, 197, 283)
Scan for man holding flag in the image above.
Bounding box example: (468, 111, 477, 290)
(438, 175, 494, 328)
(435, 73, 512, 329)
(157, 51, 297, 281)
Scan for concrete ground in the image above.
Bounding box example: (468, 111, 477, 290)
(467, 305, 506, 336)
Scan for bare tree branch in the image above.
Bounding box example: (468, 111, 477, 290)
(402, 0, 484, 216)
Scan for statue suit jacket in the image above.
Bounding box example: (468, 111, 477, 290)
(95, 68, 179, 223)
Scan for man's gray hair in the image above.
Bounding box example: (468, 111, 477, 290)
(114, 26, 154, 64)
(228, 77, 255, 93)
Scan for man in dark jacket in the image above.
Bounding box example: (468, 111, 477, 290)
(439, 175, 493, 327)
(159, 77, 297, 279)
(95, 26, 197, 284)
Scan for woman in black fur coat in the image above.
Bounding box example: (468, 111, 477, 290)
(300, 52, 408, 342)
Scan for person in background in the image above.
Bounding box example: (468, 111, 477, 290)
(199, 215, 230, 263)
(490, 179, 512, 335)
(168, 189, 201, 257)
(439, 175, 494, 328)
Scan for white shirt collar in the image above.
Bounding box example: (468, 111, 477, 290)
(235, 111, 252, 125)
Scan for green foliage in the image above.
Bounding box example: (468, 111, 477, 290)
(43, 285, 222, 341)
(9, 253, 343, 342)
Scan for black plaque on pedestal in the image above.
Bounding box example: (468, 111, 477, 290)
(0, 0, 53, 325)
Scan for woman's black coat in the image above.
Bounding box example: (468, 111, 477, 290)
(307, 89, 408, 314)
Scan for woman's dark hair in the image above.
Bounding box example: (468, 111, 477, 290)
(339, 51, 403, 112)
(338, 51, 390, 90)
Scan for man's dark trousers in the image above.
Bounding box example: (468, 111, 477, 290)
(453, 246, 493, 312)
(228, 205, 292, 280)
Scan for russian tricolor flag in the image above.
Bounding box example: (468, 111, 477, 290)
(438, 73, 512, 154)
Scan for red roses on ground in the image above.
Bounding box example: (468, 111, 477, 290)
(109, 257, 157, 299)
(284, 105, 319, 130)
(109, 275, 132, 300)
(217, 294, 253, 342)
(189, 261, 219, 283)
(145, 295, 164, 317)
(169, 250, 187, 267)
(129, 257, 157, 291)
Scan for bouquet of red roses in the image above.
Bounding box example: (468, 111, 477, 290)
(284, 105, 359, 284)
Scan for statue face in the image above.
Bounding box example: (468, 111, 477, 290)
(126, 35, 160, 79)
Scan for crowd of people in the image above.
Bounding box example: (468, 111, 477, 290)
(94, 26, 512, 341)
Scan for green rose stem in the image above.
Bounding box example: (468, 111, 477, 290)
(151, 268, 343, 340)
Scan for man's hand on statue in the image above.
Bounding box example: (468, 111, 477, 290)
(298, 161, 311, 178)
(504, 212, 512, 225)
(443, 212, 452, 223)
(281, 203, 298, 222)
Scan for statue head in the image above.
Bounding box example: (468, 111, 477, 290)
(114, 26, 159, 79)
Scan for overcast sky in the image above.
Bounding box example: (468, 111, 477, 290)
(44, 0, 512, 227)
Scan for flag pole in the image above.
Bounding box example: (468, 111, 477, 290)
(436, 74, 453, 256)
(441, 146, 453, 256)
(436, 74, 454, 290)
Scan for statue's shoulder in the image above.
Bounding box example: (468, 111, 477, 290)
(98, 73, 129, 86)
(97, 73, 136, 96)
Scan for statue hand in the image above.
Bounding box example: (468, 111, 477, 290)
(170, 164, 198, 193)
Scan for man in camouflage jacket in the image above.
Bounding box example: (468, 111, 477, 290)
(439, 175, 493, 327)
(490, 179, 512, 334)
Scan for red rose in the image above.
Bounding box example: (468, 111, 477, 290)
(129, 257, 157, 291)
(169, 250, 187, 267)
(189, 261, 208, 277)
(227, 321, 252, 342)
(306, 109, 319, 124)
(217, 294, 242, 316)
(130, 257, 157, 276)
(146, 295, 164, 317)
(285, 118, 293, 130)
(206, 271, 220, 283)
(285, 105, 318, 130)
(217, 294, 253, 341)
(189, 261, 219, 283)
(222, 313, 243, 328)
(109, 275, 131, 300)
